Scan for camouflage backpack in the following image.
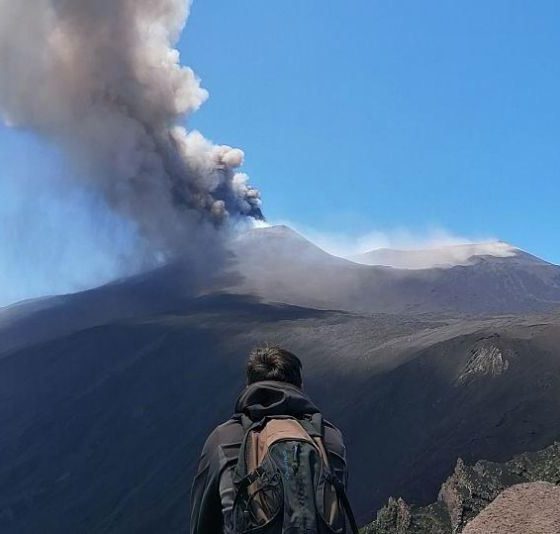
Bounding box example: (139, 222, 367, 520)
(229, 414, 359, 533)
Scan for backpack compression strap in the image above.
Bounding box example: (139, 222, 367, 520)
(300, 414, 360, 534)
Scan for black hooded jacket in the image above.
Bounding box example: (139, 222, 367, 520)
(190, 381, 347, 534)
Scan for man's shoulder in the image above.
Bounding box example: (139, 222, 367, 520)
(204, 417, 245, 452)
(213, 416, 241, 431)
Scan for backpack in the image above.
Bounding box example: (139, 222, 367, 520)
(229, 413, 359, 534)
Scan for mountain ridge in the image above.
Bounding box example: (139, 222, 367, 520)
(348, 241, 550, 270)
(228, 225, 560, 315)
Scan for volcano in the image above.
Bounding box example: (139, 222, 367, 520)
(1, 225, 560, 532)
(228, 225, 560, 314)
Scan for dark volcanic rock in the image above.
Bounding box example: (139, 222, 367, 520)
(456, 335, 512, 384)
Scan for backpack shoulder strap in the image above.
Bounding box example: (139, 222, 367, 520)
(298, 413, 332, 467)
(301, 414, 359, 534)
(298, 412, 323, 437)
(238, 413, 254, 432)
(233, 415, 265, 485)
(326, 473, 360, 534)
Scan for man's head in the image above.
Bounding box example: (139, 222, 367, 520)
(247, 346, 303, 388)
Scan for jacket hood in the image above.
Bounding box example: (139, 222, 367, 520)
(235, 380, 319, 421)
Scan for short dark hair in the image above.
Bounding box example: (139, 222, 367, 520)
(247, 346, 303, 388)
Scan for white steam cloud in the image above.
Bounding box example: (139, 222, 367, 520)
(0, 0, 262, 255)
(271, 222, 517, 269)
(348, 241, 517, 269)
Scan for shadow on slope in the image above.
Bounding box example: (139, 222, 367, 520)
(345, 326, 560, 524)
(0, 296, 349, 533)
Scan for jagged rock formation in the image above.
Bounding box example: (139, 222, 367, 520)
(363, 442, 560, 533)
(456, 335, 511, 385)
(462, 482, 560, 534)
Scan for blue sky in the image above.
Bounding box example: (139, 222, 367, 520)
(182, 0, 560, 262)
(0, 0, 559, 307)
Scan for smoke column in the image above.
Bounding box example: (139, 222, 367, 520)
(0, 0, 262, 264)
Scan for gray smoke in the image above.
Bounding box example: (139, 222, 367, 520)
(0, 0, 262, 259)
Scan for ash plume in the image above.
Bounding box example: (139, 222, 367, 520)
(0, 0, 262, 259)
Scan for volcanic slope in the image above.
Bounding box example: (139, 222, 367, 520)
(1, 263, 560, 531)
(228, 225, 560, 314)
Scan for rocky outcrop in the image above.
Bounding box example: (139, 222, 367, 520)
(456, 335, 511, 385)
(363, 442, 560, 533)
(368, 498, 413, 534)
(463, 482, 560, 534)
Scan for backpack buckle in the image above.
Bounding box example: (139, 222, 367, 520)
(236, 465, 265, 490)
